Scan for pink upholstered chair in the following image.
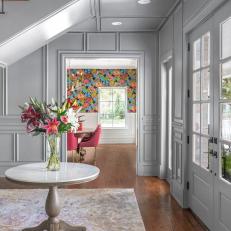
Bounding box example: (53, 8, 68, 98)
(67, 132, 78, 162)
(78, 125, 102, 165)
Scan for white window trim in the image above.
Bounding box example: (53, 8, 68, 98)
(98, 87, 128, 129)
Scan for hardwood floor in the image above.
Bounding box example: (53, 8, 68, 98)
(0, 144, 207, 231)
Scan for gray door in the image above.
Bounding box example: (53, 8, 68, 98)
(189, 18, 214, 230)
(188, 1, 231, 230)
(213, 2, 231, 230)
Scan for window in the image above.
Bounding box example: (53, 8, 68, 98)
(98, 87, 127, 128)
(220, 17, 231, 183)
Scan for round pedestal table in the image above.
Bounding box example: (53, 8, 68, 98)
(5, 162, 100, 231)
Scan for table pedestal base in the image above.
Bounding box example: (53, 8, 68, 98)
(22, 186, 86, 231)
(22, 219, 86, 231)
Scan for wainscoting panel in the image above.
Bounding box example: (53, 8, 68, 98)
(219, 192, 231, 230)
(143, 133, 157, 162)
(17, 134, 45, 162)
(191, 172, 211, 224)
(87, 33, 116, 51)
(0, 133, 14, 162)
(171, 123, 184, 206)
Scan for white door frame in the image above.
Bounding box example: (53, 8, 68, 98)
(160, 50, 173, 180)
(58, 51, 144, 175)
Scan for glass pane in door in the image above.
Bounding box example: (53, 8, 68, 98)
(193, 134, 200, 165)
(201, 137, 209, 170)
(193, 39, 201, 70)
(221, 143, 231, 182)
(193, 104, 200, 133)
(221, 60, 231, 100)
(201, 68, 210, 100)
(202, 32, 210, 67)
(201, 103, 210, 135)
(193, 71, 201, 100)
(221, 18, 231, 59)
(221, 103, 231, 141)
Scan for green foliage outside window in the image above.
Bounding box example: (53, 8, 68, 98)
(222, 144, 231, 182)
(222, 78, 231, 99)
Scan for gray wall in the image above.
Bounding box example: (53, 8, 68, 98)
(159, 3, 185, 206)
(0, 31, 159, 176)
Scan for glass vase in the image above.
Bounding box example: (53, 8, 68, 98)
(47, 134, 60, 171)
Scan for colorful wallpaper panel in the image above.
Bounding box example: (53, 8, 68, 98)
(67, 69, 136, 113)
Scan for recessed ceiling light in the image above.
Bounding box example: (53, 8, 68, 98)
(112, 21, 122, 26)
(137, 0, 151, 4)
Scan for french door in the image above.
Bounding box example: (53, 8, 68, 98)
(213, 3, 231, 231)
(189, 18, 214, 230)
(189, 1, 231, 230)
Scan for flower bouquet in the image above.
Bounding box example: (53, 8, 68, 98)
(19, 97, 80, 171)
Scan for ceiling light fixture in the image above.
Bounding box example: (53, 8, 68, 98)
(112, 21, 122, 26)
(137, 0, 151, 5)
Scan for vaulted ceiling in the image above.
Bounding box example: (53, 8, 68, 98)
(71, 0, 179, 32)
(0, 0, 179, 65)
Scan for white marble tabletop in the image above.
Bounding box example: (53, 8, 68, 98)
(5, 162, 100, 186)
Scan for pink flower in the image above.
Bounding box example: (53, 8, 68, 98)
(21, 105, 41, 122)
(61, 116, 68, 124)
(43, 118, 60, 134)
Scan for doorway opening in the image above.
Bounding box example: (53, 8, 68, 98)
(160, 56, 173, 180)
(62, 56, 139, 173)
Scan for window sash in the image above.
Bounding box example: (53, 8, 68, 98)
(98, 87, 127, 128)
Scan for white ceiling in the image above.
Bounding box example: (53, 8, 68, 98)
(71, 0, 179, 32)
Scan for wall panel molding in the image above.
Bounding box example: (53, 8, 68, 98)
(42, 45, 48, 102)
(0, 64, 7, 116)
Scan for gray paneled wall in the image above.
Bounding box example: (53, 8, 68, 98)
(0, 31, 159, 176)
(159, 2, 185, 207)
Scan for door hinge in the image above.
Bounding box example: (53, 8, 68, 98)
(186, 181, 190, 190)
(187, 136, 190, 144)
(187, 89, 190, 98)
(187, 43, 190, 52)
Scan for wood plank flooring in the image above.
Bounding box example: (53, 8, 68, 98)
(0, 144, 207, 231)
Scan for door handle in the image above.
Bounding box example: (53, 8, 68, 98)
(206, 150, 213, 155)
(213, 151, 218, 158)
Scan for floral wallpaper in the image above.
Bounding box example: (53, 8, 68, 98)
(67, 69, 136, 113)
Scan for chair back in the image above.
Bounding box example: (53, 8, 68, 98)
(79, 125, 101, 148)
(67, 132, 77, 151)
(90, 125, 102, 147)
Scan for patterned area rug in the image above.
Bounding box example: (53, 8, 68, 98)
(0, 189, 145, 231)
